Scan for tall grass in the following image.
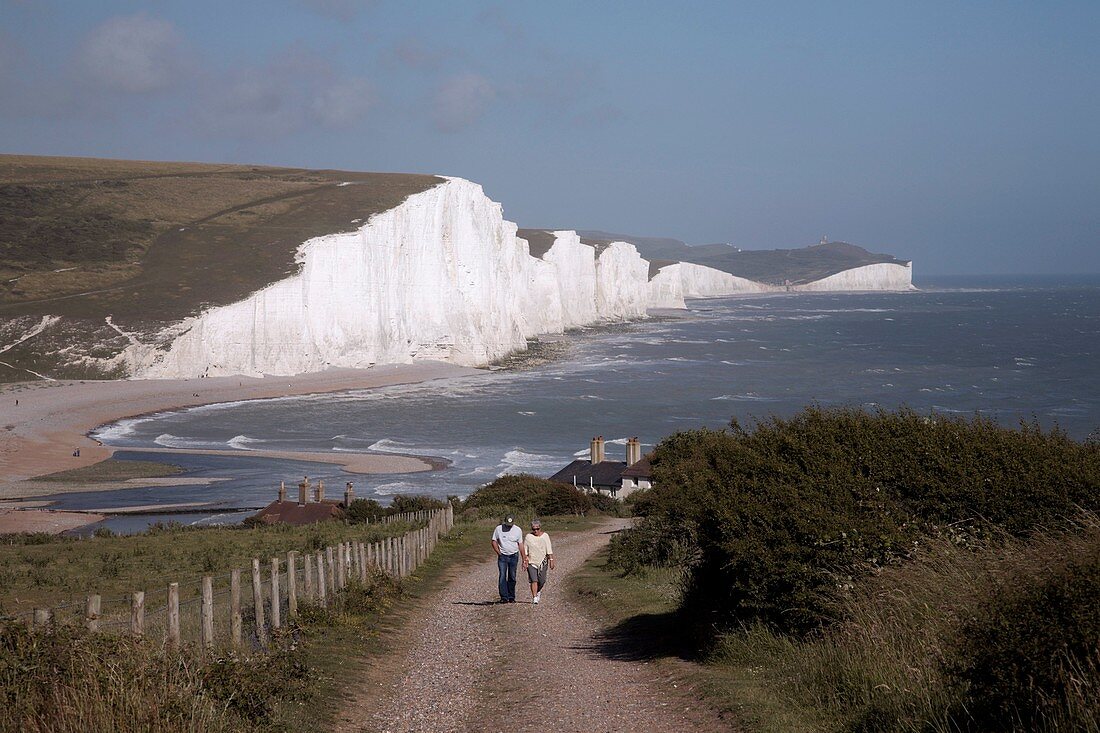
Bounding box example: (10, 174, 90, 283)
(710, 517, 1100, 733)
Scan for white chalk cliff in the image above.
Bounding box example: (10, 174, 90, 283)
(792, 262, 915, 292)
(119, 177, 913, 378)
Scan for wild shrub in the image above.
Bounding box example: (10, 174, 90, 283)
(709, 518, 1100, 733)
(346, 498, 386, 524)
(622, 407, 1100, 634)
(947, 528, 1100, 732)
(200, 648, 308, 724)
(463, 474, 593, 516)
(0, 621, 230, 732)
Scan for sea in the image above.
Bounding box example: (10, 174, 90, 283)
(47, 275, 1100, 534)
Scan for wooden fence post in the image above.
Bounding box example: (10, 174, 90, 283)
(270, 557, 281, 630)
(230, 569, 242, 649)
(325, 547, 335, 596)
(316, 551, 327, 606)
(336, 543, 346, 590)
(358, 542, 367, 582)
(167, 583, 180, 650)
(130, 591, 144, 636)
(251, 558, 267, 646)
(85, 594, 101, 633)
(287, 551, 298, 620)
(201, 576, 214, 650)
(304, 552, 314, 600)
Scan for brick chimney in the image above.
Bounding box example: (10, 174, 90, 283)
(344, 481, 355, 508)
(278, 481, 286, 503)
(590, 435, 605, 464)
(316, 480, 325, 502)
(298, 480, 308, 506)
(624, 437, 638, 466)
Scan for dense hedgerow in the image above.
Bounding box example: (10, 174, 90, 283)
(948, 530, 1100, 732)
(346, 494, 448, 524)
(462, 474, 597, 517)
(611, 407, 1100, 634)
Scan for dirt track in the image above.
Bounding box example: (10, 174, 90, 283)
(337, 518, 732, 733)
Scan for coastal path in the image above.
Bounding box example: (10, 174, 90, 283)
(336, 517, 733, 733)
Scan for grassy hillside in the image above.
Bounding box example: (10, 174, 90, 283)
(606, 408, 1100, 732)
(0, 154, 439, 381)
(578, 229, 909, 285)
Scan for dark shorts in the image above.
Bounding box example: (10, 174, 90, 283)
(527, 560, 548, 586)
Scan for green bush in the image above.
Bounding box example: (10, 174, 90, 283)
(614, 407, 1100, 635)
(948, 531, 1100, 731)
(0, 621, 232, 731)
(346, 498, 386, 524)
(463, 474, 592, 516)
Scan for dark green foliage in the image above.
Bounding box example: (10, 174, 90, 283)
(346, 495, 444, 525)
(587, 492, 626, 517)
(612, 407, 1100, 634)
(346, 498, 386, 524)
(200, 648, 309, 724)
(463, 474, 593, 516)
(948, 530, 1100, 731)
(340, 569, 403, 616)
(0, 621, 232, 731)
(389, 495, 447, 514)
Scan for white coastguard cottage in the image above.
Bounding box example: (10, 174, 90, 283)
(548, 436, 653, 499)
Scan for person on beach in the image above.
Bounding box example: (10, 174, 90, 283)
(491, 515, 526, 603)
(522, 519, 554, 604)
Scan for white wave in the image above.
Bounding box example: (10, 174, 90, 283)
(498, 449, 564, 476)
(371, 481, 418, 496)
(711, 393, 778, 402)
(366, 438, 422, 454)
(93, 417, 141, 443)
(517, 411, 536, 416)
(226, 435, 263, 450)
(153, 433, 229, 449)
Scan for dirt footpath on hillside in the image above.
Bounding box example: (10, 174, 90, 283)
(337, 518, 733, 733)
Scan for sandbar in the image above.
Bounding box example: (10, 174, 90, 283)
(0, 508, 105, 534)
(0, 362, 480, 499)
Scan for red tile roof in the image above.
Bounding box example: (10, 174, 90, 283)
(251, 500, 345, 526)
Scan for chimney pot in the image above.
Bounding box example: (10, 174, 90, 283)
(278, 481, 286, 503)
(316, 479, 325, 503)
(298, 480, 308, 506)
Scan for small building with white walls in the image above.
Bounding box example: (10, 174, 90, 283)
(548, 436, 652, 499)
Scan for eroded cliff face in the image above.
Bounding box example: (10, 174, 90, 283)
(137, 178, 542, 377)
(111, 177, 914, 379)
(647, 262, 781, 309)
(792, 262, 914, 292)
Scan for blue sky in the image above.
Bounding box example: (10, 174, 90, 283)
(1, 1, 1097, 275)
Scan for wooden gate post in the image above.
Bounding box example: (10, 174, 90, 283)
(130, 591, 145, 636)
(287, 551, 298, 620)
(230, 569, 242, 649)
(201, 576, 214, 650)
(304, 552, 314, 600)
(316, 551, 327, 606)
(251, 558, 267, 646)
(85, 594, 101, 633)
(270, 557, 281, 630)
(166, 583, 180, 650)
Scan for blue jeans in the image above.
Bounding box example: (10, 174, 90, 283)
(497, 553, 518, 601)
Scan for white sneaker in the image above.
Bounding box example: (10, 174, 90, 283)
(534, 592, 541, 604)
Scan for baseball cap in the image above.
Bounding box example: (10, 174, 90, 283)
(502, 515, 514, 527)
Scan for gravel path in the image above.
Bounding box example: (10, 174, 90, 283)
(338, 518, 732, 733)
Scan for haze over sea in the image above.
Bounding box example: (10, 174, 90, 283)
(61, 276, 1100, 533)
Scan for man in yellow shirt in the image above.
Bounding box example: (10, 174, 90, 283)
(522, 518, 554, 604)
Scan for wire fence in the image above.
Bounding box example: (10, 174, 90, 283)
(12, 506, 454, 653)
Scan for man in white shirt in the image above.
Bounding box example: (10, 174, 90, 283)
(491, 515, 526, 603)
(522, 518, 554, 604)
